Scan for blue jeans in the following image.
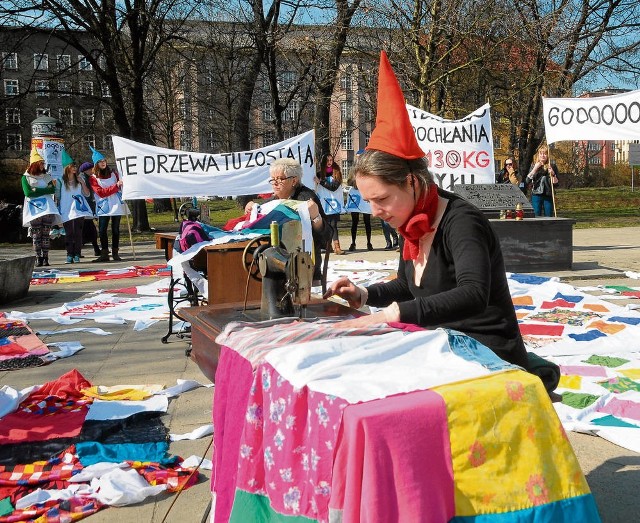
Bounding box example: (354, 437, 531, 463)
(380, 219, 398, 245)
(531, 194, 554, 217)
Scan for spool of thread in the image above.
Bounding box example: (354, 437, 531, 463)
(270, 220, 280, 247)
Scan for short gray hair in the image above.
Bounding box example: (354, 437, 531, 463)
(270, 158, 302, 180)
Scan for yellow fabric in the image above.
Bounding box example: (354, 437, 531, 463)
(619, 368, 640, 380)
(82, 384, 164, 401)
(435, 370, 590, 516)
(558, 375, 583, 390)
(56, 276, 96, 284)
(583, 303, 610, 313)
(29, 147, 44, 165)
(512, 296, 534, 306)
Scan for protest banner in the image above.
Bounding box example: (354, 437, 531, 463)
(543, 89, 640, 144)
(112, 131, 315, 199)
(408, 103, 495, 189)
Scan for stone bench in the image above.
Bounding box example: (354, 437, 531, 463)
(0, 254, 35, 304)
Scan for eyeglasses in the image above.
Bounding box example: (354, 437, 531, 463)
(268, 176, 295, 185)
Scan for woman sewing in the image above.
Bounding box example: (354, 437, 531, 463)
(325, 52, 529, 370)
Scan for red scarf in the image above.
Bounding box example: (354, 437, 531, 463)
(398, 183, 439, 261)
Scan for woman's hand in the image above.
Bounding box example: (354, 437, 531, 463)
(323, 276, 362, 309)
(116, 179, 123, 188)
(307, 199, 319, 219)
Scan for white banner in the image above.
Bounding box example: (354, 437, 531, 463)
(408, 103, 495, 189)
(543, 90, 640, 144)
(113, 131, 316, 199)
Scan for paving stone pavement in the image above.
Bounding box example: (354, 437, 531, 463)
(1, 225, 639, 522)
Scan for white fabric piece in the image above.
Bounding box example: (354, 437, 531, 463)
(181, 455, 213, 470)
(133, 318, 160, 331)
(15, 484, 90, 509)
(264, 329, 495, 404)
(0, 384, 39, 419)
(170, 423, 214, 441)
(625, 271, 640, 280)
(156, 379, 211, 398)
(37, 327, 112, 335)
(43, 341, 84, 360)
(90, 467, 166, 506)
(85, 394, 169, 421)
(68, 462, 129, 482)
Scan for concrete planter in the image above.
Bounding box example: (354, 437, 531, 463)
(0, 254, 35, 304)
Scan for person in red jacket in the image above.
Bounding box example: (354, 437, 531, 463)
(87, 147, 128, 262)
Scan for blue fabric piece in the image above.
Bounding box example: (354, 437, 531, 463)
(569, 330, 608, 342)
(552, 292, 584, 303)
(445, 329, 519, 372)
(608, 315, 640, 326)
(76, 441, 169, 466)
(450, 493, 601, 522)
(590, 414, 639, 428)
(514, 305, 536, 310)
(509, 273, 551, 285)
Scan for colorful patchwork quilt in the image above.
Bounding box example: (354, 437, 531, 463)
(0, 369, 199, 521)
(31, 264, 171, 285)
(212, 319, 600, 523)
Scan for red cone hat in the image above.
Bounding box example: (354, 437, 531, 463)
(366, 51, 425, 160)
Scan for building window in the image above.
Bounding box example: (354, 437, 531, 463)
(283, 130, 296, 140)
(262, 101, 273, 122)
(102, 108, 113, 122)
(283, 100, 299, 121)
(6, 133, 22, 151)
(79, 81, 93, 95)
(101, 84, 111, 97)
(35, 80, 49, 97)
(263, 130, 275, 148)
(341, 101, 352, 122)
(36, 107, 51, 117)
(279, 71, 296, 91)
(103, 136, 111, 149)
(179, 130, 192, 151)
(340, 74, 352, 91)
(206, 131, 218, 150)
(84, 134, 96, 148)
(58, 80, 72, 96)
(59, 108, 73, 125)
(80, 109, 95, 125)
(33, 53, 48, 71)
(364, 130, 371, 146)
(4, 79, 19, 96)
(5, 108, 20, 124)
(493, 136, 501, 149)
(78, 56, 93, 71)
(362, 106, 373, 122)
(57, 54, 71, 71)
(588, 156, 602, 165)
(341, 160, 350, 173)
(341, 130, 353, 151)
(2, 52, 18, 70)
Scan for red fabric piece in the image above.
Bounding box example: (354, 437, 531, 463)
(398, 183, 439, 261)
(541, 299, 576, 309)
(110, 286, 138, 294)
(0, 341, 29, 358)
(28, 369, 91, 403)
(329, 389, 455, 522)
(519, 323, 565, 336)
(0, 408, 88, 444)
(366, 51, 425, 160)
(222, 212, 250, 231)
(621, 291, 640, 298)
(92, 271, 138, 281)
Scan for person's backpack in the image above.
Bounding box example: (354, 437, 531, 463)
(178, 220, 207, 252)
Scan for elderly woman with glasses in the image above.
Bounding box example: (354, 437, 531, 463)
(244, 158, 331, 282)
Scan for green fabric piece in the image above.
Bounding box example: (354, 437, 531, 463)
(0, 497, 13, 517)
(599, 376, 640, 394)
(562, 392, 600, 409)
(603, 285, 635, 292)
(527, 351, 560, 393)
(230, 489, 316, 523)
(582, 355, 630, 368)
(590, 415, 639, 428)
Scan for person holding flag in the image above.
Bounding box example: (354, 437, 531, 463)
(526, 144, 559, 217)
(88, 146, 128, 262)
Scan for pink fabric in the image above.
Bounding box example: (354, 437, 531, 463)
(236, 362, 349, 521)
(541, 299, 576, 309)
(560, 365, 607, 377)
(212, 346, 255, 523)
(598, 397, 640, 422)
(329, 390, 455, 523)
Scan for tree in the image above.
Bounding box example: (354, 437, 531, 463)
(1, 0, 202, 231)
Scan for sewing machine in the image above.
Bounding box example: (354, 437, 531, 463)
(243, 220, 315, 320)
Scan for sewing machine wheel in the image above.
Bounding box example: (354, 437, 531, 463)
(242, 235, 271, 282)
(178, 202, 194, 220)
